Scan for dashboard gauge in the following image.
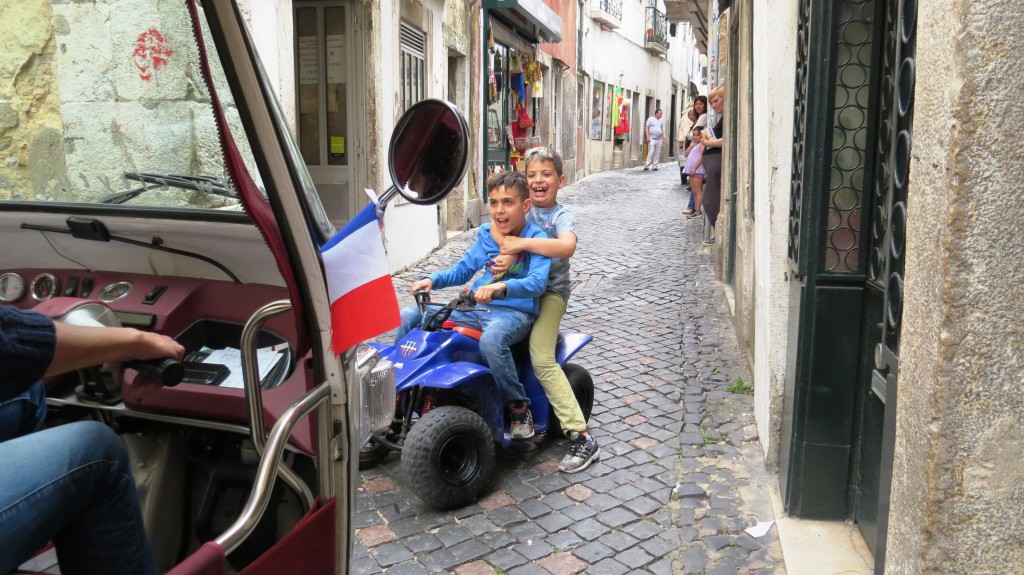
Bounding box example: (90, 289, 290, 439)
(0, 273, 25, 302)
(30, 273, 60, 301)
(99, 281, 133, 303)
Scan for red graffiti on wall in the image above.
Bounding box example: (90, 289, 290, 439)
(133, 28, 173, 81)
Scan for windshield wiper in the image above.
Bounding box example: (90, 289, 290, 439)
(101, 173, 237, 205)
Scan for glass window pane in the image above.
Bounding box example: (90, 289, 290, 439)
(296, 7, 320, 165)
(324, 6, 347, 166)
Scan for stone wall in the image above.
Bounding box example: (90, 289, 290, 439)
(1, 1, 253, 207)
(888, 0, 1024, 570)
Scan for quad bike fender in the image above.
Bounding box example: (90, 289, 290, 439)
(401, 362, 505, 442)
(398, 361, 492, 391)
(555, 333, 593, 364)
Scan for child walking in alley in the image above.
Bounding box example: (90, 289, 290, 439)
(394, 171, 551, 440)
(495, 147, 601, 473)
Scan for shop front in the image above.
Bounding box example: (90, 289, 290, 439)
(481, 0, 561, 197)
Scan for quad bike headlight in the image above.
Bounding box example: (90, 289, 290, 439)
(355, 344, 396, 445)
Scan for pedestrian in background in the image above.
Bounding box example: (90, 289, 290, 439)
(683, 127, 706, 220)
(678, 107, 696, 187)
(643, 108, 664, 171)
(701, 88, 725, 244)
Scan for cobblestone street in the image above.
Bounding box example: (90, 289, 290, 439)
(353, 164, 785, 574)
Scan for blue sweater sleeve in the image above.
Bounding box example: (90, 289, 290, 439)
(428, 228, 490, 290)
(0, 307, 56, 395)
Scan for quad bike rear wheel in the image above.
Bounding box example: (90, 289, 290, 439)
(401, 405, 494, 509)
(548, 363, 595, 438)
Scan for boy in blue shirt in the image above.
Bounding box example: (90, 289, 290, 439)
(395, 171, 551, 439)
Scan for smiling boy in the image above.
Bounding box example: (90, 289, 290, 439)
(497, 147, 600, 473)
(394, 171, 551, 439)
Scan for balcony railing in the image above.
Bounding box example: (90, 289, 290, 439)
(591, 0, 623, 29)
(644, 7, 670, 53)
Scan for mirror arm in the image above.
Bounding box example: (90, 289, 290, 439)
(377, 185, 400, 208)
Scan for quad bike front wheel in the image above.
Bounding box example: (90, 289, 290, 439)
(548, 363, 596, 438)
(401, 405, 494, 509)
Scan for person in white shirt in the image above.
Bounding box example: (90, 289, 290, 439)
(643, 109, 665, 171)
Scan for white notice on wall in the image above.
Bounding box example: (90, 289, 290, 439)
(298, 36, 319, 85)
(326, 34, 345, 84)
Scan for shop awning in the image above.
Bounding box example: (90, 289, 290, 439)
(486, 0, 563, 44)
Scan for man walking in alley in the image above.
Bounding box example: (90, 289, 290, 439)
(644, 108, 665, 171)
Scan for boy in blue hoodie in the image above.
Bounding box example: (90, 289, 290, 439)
(394, 171, 551, 439)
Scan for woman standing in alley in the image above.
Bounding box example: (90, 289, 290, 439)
(700, 88, 725, 245)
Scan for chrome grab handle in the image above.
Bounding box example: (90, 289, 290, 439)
(240, 300, 314, 510)
(215, 383, 332, 554)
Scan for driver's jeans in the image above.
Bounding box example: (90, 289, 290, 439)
(396, 304, 533, 404)
(0, 421, 159, 575)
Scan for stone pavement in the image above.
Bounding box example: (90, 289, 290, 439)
(353, 163, 785, 574)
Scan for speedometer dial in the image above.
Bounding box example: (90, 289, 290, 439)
(30, 273, 60, 301)
(0, 273, 25, 302)
(99, 281, 133, 303)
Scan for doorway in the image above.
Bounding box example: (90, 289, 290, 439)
(294, 1, 357, 225)
(780, 0, 917, 573)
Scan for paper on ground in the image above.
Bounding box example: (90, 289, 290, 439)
(745, 520, 775, 538)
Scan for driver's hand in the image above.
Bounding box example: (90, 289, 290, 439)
(134, 331, 185, 361)
(410, 278, 433, 295)
(111, 330, 184, 393)
(499, 236, 526, 256)
(474, 283, 505, 304)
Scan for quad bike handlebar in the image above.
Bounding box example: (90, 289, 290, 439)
(413, 288, 506, 331)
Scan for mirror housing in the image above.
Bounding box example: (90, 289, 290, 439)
(387, 99, 470, 205)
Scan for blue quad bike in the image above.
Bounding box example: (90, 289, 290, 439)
(362, 290, 596, 509)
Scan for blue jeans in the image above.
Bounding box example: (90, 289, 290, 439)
(0, 421, 159, 575)
(0, 381, 46, 443)
(396, 304, 533, 403)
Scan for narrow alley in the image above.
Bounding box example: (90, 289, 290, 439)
(353, 165, 785, 575)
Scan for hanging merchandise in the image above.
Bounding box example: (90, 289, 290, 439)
(488, 27, 495, 53)
(516, 104, 534, 129)
(615, 100, 631, 135)
(509, 51, 523, 74)
(532, 79, 543, 98)
(488, 67, 498, 105)
(523, 54, 542, 85)
(491, 52, 504, 106)
(511, 72, 526, 105)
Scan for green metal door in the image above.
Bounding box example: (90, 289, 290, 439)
(781, 0, 916, 570)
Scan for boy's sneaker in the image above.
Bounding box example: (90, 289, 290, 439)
(509, 405, 535, 440)
(559, 432, 600, 473)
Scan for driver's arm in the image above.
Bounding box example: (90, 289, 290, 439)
(48, 323, 184, 377)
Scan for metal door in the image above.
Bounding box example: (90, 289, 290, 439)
(780, 0, 916, 569)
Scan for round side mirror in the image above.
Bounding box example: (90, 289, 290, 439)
(388, 99, 470, 205)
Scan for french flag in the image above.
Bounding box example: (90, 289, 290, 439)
(320, 203, 400, 354)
